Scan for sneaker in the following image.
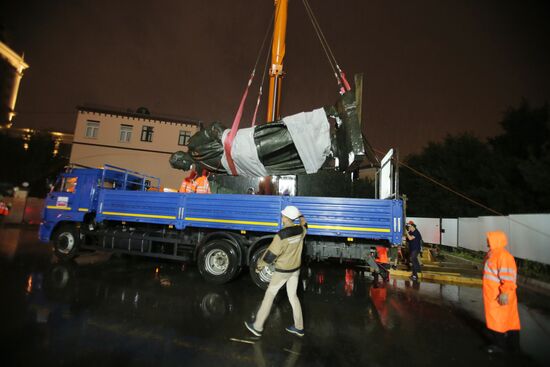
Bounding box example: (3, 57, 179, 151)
(244, 321, 262, 337)
(285, 325, 305, 337)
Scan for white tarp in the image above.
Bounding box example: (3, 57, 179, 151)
(220, 108, 331, 176)
(220, 128, 268, 177)
(283, 108, 331, 174)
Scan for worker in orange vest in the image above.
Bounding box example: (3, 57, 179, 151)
(373, 246, 390, 283)
(483, 231, 521, 354)
(194, 169, 211, 194)
(179, 170, 197, 193)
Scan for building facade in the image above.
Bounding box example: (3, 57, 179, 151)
(70, 106, 200, 189)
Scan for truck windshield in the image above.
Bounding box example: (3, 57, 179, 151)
(51, 178, 63, 193)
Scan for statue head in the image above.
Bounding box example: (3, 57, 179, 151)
(169, 151, 194, 171)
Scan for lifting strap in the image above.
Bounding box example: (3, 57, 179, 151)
(224, 71, 255, 175)
(224, 10, 275, 173)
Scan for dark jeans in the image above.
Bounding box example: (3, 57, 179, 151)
(489, 329, 520, 352)
(374, 263, 390, 281)
(410, 249, 421, 277)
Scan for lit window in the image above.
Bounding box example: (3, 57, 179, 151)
(120, 124, 133, 142)
(140, 126, 154, 142)
(85, 121, 99, 138)
(63, 177, 78, 193)
(178, 130, 191, 146)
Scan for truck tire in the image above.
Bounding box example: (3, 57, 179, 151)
(53, 224, 80, 260)
(197, 239, 240, 284)
(249, 245, 273, 290)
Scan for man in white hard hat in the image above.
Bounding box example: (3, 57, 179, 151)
(245, 205, 307, 337)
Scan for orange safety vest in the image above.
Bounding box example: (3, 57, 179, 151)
(375, 246, 389, 264)
(482, 231, 521, 333)
(179, 179, 196, 193)
(195, 176, 211, 194)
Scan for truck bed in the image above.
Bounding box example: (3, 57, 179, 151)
(96, 191, 403, 244)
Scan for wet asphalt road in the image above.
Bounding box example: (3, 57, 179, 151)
(1, 225, 549, 367)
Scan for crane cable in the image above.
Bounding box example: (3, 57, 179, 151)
(302, 0, 351, 93)
(252, 9, 277, 127)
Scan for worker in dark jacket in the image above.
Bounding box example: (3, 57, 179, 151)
(245, 206, 307, 337)
(405, 221, 422, 281)
(374, 246, 390, 282)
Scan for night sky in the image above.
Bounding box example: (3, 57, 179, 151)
(1, 0, 549, 157)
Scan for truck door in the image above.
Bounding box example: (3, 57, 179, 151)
(46, 175, 80, 212)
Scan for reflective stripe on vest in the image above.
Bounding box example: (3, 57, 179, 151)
(484, 263, 498, 275)
(483, 274, 500, 283)
(195, 177, 210, 194)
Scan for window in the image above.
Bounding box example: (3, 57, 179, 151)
(178, 130, 192, 146)
(59, 177, 78, 193)
(140, 126, 154, 142)
(120, 124, 133, 142)
(85, 120, 99, 138)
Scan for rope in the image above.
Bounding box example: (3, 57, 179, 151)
(302, 0, 350, 93)
(398, 160, 505, 216)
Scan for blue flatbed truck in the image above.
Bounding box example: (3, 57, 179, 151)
(39, 165, 404, 288)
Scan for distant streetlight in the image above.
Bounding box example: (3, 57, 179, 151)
(0, 41, 29, 127)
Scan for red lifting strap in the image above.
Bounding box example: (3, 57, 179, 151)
(224, 72, 255, 175)
(340, 71, 351, 92)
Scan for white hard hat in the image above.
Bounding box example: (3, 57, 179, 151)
(281, 205, 301, 220)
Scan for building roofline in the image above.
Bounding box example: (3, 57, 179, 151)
(77, 105, 202, 126)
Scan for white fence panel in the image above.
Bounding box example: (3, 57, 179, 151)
(458, 218, 480, 251)
(429, 214, 550, 265)
(407, 217, 441, 245)
(477, 216, 511, 253)
(509, 214, 550, 265)
(441, 218, 458, 247)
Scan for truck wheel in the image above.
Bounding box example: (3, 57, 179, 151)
(53, 225, 79, 260)
(197, 239, 240, 284)
(249, 245, 273, 290)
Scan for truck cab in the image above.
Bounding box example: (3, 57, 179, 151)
(39, 165, 159, 245)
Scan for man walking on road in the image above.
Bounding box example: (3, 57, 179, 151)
(245, 206, 307, 337)
(405, 221, 422, 281)
(483, 231, 521, 353)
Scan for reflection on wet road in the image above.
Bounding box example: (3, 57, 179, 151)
(1, 225, 549, 366)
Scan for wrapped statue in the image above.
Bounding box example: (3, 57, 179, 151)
(170, 74, 377, 177)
